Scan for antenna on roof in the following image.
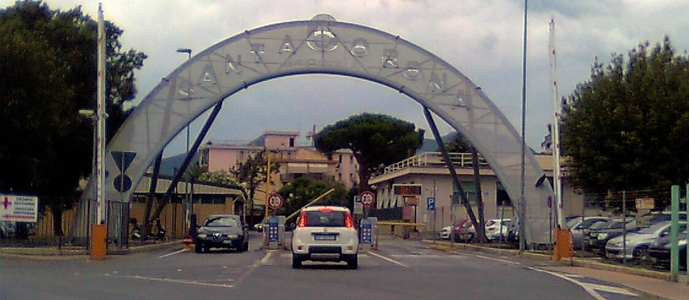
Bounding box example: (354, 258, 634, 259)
(305, 124, 317, 147)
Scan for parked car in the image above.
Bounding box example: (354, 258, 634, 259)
(439, 226, 452, 240)
(0, 221, 15, 238)
(568, 216, 610, 249)
(195, 214, 249, 253)
(586, 218, 638, 252)
(485, 219, 511, 242)
(637, 211, 687, 228)
(451, 219, 476, 242)
(648, 228, 687, 270)
(605, 221, 686, 261)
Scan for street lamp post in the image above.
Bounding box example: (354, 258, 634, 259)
(176, 48, 192, 234)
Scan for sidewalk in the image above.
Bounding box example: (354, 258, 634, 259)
(0, 240, 182, 260)
(541, 266, 689, 300)
(422, 239, 689, 300)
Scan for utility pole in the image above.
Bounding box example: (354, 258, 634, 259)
(518, 0, 529, 253)
(176, 48, 192, 233)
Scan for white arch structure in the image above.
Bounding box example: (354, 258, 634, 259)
(80, 14, 554, 244)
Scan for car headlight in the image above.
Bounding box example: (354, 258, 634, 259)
(197, 233, 207, 238)
(598, 233, 608, 239)
(680, 239, 687, 246)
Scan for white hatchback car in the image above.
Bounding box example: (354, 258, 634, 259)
(291, 206, 359, 269)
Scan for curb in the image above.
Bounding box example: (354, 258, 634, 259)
(423, 239, 673, 280)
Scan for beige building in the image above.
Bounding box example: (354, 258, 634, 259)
(369, 152, 593, 232)
(199, 131, 359, 209)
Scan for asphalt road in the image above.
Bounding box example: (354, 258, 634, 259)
(0, 233, 640, 300)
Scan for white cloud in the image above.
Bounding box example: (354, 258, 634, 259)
(4, 0, 688, 156)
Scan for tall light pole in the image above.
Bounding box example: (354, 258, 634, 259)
(176, 47, 192, 233)
(519, 0, 529, 253)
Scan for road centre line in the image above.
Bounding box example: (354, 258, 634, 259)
(261, 251, 274, 264)
(368, 251, 408, 268)
(229, 251, 272, 289)
(158, 248, 188, 259)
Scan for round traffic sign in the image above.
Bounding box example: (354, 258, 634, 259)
(359, 191, 375, 207)
(182, 235, 193, 246)
(268, 193, 284, 210)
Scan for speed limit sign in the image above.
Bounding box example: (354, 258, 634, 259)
(359, 191, 375, 207)
(268, 193, 284, 210)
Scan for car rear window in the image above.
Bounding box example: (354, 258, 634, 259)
(302, 211, 346, 227)
(204, 216, 240, 227)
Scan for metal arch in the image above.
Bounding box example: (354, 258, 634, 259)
(79, 15, 554, 244)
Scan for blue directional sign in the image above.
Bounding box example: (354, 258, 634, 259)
(427, 197, 436, 211)
(361, 220, 372, 244)
(268, 221, 278, 242)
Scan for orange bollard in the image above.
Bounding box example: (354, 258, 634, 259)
(90, 224, 107, 260)
(553, 228, 572, 261)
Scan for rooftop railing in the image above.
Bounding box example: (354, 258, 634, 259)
(383, 152, 489, 174)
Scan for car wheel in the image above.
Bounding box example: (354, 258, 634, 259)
(347, 254, 358, 270)
(243, 242, 249, 252)
(633, 246, 649, 264)
(204, 245, 211, 253)
(194, 242, 202, 253)
(292, 254, 302, 269)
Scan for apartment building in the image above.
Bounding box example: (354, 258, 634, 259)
(199, 130, 359, 210)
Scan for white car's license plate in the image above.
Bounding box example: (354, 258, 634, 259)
(314, 234, 336, 241)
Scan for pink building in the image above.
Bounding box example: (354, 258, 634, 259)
(199, 131, 359, 206)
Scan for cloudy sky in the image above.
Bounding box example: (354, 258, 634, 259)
(5, 0, 689, 157)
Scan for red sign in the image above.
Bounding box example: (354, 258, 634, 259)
(182, 235, 193, 246)
(359, 191, 375, 207)
(268, 193, 284, 210)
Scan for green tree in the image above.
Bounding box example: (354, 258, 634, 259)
(0, 1, 146, 235)
(277, 177, 349, 219)
(441, 132, 471, 153)
(229, 149, 280, 217)
(560, 37, 689, 204)
(314, 113, 425, 192)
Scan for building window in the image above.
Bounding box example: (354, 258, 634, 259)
(453, 182, 477, 204)
(496, 182, 512, 206)
(289, 138, 294, 147)
(338, 155, 342, 163)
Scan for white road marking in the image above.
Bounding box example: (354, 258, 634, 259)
(261, 251, 274, 264)
(391, 254, 442, 258)
(103, 273, 233, 288)
(368, 251, 408, 268)
(231, 253, 266, 289)
(527, 267, 637, 299)
(473, 254, 521, 265)
(158, 248, 188, 259)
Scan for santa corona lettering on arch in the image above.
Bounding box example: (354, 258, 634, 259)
(80, 13, 554, 244)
